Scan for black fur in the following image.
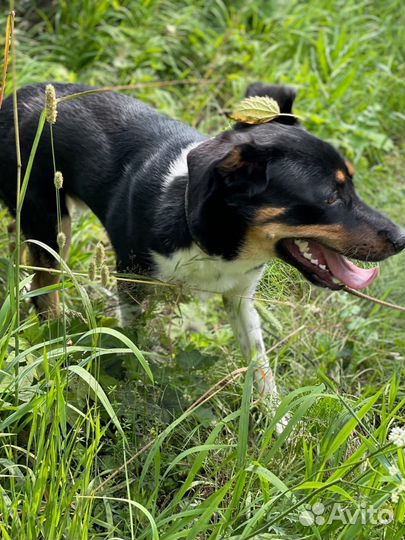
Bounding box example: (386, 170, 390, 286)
(0, 84, 205, 273)
(0, 82, 404, 302)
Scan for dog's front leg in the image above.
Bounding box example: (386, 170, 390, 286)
(223, 290, 278, 399)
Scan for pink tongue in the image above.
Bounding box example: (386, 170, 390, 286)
(319, 245, 379, 290)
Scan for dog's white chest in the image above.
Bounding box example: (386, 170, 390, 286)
(151, 244, 263, 295)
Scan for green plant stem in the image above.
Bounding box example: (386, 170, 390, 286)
(50, 124, 68, 356)
(9, 9, 20, 403)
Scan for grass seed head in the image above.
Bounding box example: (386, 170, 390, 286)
(95, 242, 105, 268)
(54, 171, 64, 189)
(88, 259, 96, 281)
(45, 84, 57, 124)
(100, 264, 110, 287)
(57, 231, 66, 249)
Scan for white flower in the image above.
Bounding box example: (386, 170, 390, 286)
(392, 491, 399, 504)
(389, 426, 405, 448)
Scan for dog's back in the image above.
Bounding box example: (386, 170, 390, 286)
(0, 84, 200, 217)
(0, 84, 204, 272)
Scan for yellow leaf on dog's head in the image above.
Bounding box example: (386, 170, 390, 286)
(227, 96, 281, 124)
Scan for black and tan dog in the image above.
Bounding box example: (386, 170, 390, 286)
(0, 82, 404, 399)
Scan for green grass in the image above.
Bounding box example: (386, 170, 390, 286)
(0, 0, 405, 538)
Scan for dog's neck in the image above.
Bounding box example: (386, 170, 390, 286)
(162, 141, 200, 190)
(156, 141, 208, 254)
(184, 178, 209, 255)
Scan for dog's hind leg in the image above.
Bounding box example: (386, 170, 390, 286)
(23, 207, 72, 318)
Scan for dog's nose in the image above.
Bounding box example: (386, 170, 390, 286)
(378, 227, 405, 254)
(393, 229, 405, 253)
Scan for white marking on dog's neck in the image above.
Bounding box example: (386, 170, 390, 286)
(152, 243, 266, 297)
(162, 141, 201, 188)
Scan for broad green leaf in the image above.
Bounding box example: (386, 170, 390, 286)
(227, 96, 281, 124)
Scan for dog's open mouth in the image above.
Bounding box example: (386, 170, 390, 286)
(277, 239, 379, 290)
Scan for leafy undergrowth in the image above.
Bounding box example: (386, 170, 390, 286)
(0, 1, 404, 539)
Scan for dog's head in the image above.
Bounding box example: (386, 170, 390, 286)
(186, 83, 405, 290)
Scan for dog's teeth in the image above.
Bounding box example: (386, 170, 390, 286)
(294, 239, 313, 260)
(319, 264, 327, 270)
(332, 277, 341, 284)
(310, 258, 319, 265)
(295, 239, 308, 249)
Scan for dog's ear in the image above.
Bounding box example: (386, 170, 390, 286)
(187, 136, 268, 199)
(186, 135, 268, 256)
(245, 82, 297, 124)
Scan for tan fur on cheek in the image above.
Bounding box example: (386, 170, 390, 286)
(239, 226, 279, 261)
(238, 207, 287, 261)
(239, 223, 349, 261)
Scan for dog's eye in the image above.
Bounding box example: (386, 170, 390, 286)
(326, 191, 339, 205)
